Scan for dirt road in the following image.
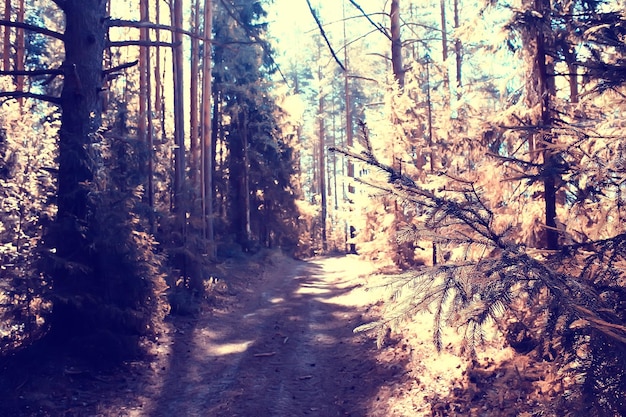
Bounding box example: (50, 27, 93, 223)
(131, 255, 402, 417)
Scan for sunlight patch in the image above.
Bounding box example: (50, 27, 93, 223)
(204, 340, 253, 356)
(296, 285, 330, 295)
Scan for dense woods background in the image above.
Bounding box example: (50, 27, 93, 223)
(1, 0, 626, 415)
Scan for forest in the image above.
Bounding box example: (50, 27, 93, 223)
(1, 0, 625, 415)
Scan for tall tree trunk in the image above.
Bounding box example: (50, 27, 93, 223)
(533, 0, 558, 250)
(230, 108, 251, 247)
(425, 56, 437, 264)
(201, 0, 215, 258)
(439, 0, 449, 94)
(343, 0, 355, 195)
(154, 0, 166, 215)
(15, 0, 23, 106)
(2, 0, 10, 71)
(317, 47, 327, 252)
(171, 0, 186, 215)
(453, 0, 462, 94)
(189, 0, 201, 191)
(390, 0, 404, 88)
(48, 0, 107, 337)
(139, 0, 149, 193)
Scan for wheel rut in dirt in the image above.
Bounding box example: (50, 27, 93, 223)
(146, 256, 400, 417)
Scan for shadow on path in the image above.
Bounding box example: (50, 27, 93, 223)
(145, 256, 405, 417)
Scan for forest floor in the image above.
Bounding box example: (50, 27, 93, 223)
(1, 253, 558, 416)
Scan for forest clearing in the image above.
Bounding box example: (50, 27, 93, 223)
(2, 0, 626, 415)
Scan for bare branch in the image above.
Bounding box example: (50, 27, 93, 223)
(305, 0, 346, 71)
(107, 40, 178, 48)
(107, 19, 207, 42)
(0, 68, 63, 77)
(0, 91, 60, 105)
(103, 60, 138, 76)
(0, 19, 64, 41)
(346, 0, 391, 40)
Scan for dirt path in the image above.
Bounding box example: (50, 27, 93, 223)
(1, 255, 564, 417)
(124, 255, 401, 417)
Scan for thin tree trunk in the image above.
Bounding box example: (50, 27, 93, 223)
(154, 0, 166, 214)
(138, 0, 148, 150)
(343, 0, 355, 195)
(390, 0, 403, 88)
(317, 45, 327, 252)
(453, 0, 462, 94)
(15, 0, 23, 106)
(171, 0, 186, 214)
(189, 0, 200, 191)
(536, 0, 558, 250)
(201, 0, 215, 258)
(139, 0, 155, 218)
(439, 0, 449, 93)
(3, 0, 10, 71)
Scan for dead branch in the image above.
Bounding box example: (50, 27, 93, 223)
(107, 19, 208, 42)
(0, 19, 64, 41)
(0, 91, 60, 105)
(102, 60, 138, 77)
(107, 40, 178, 48)
(346, 0, 391, 40)
(304, 0, 346, 71)
(0, 68, 63, 77)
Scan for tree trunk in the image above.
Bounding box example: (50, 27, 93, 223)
(3, 0, 10, 71)
(343, 0, 355, 195)
(171, 0, 186, 214)
(319, 104, 327, 252)
(439, 0, 449, 94)
(526, 0, 561, 250)
(229, 108, 252, 247)
(390, 0, 404, 88)
(190, 0, 201, 191)
(533, 0, 559, 250)
(139, 0, 150, 205)
(453, 0, 462, 94)
(48, 0, 107, 337)
(201, 0, 215, 259)
(15, 0, 23, 106)
(317, 46, 327, 252)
